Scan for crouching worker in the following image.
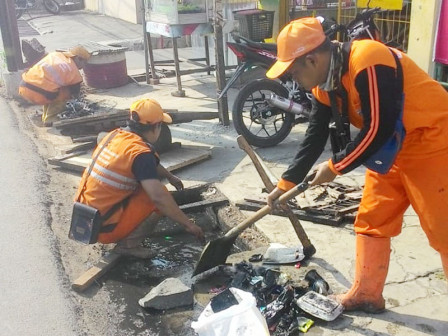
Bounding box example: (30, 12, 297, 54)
(18, 45, 91, 125)
(75, 98, 205, 258)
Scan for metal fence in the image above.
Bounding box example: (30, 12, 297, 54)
(291, 0, 412, 52)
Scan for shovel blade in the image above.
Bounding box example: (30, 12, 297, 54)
(192, 235, 237, 276)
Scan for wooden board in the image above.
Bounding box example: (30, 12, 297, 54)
(179, 197, 229, 213)
(48, 145, 212, 174)
(72, 252, 122, 292)
(53, 110, 219, 129)
(236, 200, 345, 226)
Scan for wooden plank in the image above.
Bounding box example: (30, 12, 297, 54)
(236, 200, 344, 226)
(179, 197, 229, 213)
(48, 145, 212, 174)
(72, 252, 121, 292)
(72, 135, 98, 143)
(61, 142, 96, 154)
(53, 110, 219, 130)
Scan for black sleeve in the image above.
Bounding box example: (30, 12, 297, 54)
(132, 152, 159, 181)
(331, 65, 400, 174)
(281, 97, 332, 184)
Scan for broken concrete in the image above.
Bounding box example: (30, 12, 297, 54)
(138, 278, 193, 310)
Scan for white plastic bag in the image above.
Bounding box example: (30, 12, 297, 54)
(191, 288, 269, 336)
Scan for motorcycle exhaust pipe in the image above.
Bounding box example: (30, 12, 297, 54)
(266, 94, 309, 117)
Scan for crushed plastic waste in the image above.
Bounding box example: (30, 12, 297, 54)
(304, 269, 330, 295)
(197, 260, 340, 335)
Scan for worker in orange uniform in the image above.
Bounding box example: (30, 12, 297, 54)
(19, 45, 91, 125)
(75, 98, 204, 258)
(266, 18, 448, 312)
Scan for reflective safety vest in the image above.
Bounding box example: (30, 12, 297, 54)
(19, 52, 82, 105)
(76, 129, 155, 217)
(312, 39, 448, 170)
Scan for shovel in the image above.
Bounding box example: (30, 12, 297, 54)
(236, 135, 316, 259)
(192, 173, 314, 276)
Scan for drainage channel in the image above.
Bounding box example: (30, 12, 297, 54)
(97, 184, 261, 335)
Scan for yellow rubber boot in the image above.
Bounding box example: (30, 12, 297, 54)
(441, 252, 448, 281)
(42, 101, 67, 123)
(334, 234, 390, 313)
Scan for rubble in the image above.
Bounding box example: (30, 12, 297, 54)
(138, 277, 193, 310)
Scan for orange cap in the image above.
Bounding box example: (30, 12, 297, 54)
(63, 45, 91, 60)
(266, 17, 326, 79)
(130, 98, 172, 125)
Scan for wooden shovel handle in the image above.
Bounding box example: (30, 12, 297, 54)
(225, 174, 313, 238)
(236, 135, 314, 252)
(237, 135, 276, 191)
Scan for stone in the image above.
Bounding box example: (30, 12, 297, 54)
(138, 277, 193, 310)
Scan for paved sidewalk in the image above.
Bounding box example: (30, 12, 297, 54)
(9, 10, 448, 335)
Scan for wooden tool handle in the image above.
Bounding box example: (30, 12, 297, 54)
(225, 178, 311, 238)
(237, 135, 276, 191)
(236, 135, 315, 253)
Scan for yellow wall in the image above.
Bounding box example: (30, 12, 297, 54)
(407, 0, 441, 74)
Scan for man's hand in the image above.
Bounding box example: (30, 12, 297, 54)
(185, 220, 205, 243)
(309, 161, 337, 186)
(267, 187, 286, 209)
(167, 174, 184, 191)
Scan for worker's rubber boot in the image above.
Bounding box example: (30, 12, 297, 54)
(113, 213, 161, 259)
(332, 234, 390, 313)
(441, 252, 448, 281)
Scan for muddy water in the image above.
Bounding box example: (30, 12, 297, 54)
(103, 212, 233, 336)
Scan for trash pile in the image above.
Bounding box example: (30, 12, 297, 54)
(193, 258, 343, 336)
(59, 98, 97, 119)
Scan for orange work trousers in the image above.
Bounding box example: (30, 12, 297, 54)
(355, 150, 448, 253)
(98, 187, 157, 244)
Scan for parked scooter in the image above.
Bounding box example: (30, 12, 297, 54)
(225, 7, 388, 147)
(15, 0, 61, 19)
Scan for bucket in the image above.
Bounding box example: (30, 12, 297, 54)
(83, 52, 128, 89)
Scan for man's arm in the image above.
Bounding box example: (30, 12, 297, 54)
(132, 152, 203, 241)
(141, 179, 204, 242)
(267, 98, 331, 207)
(330, 65, 400, 174)
(279, 97, 332, 188)
(156, 164, 183, 190)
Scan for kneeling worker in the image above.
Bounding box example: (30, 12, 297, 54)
(75, 98, 205, 258)
(19, 45, 91, 124)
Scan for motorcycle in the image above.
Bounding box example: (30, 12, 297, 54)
(15, 0, 61, 19)
(224, 7, 386, 147)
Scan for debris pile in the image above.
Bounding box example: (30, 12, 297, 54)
(195, 260, 343, 335)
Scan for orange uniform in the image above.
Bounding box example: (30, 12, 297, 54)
(279, 40, 448, 253)
(76, 129, 159, 244)
(19, 52, 82, 105)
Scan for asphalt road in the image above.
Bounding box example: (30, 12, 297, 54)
(0, 96, 78, 336)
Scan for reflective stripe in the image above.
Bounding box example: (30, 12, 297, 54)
(91, 170, 136, 190)
(42, 63, 65, 86)
(103, 148, 119, 158)
(97, 156, 110, 166)
(93, 163, 137, 185)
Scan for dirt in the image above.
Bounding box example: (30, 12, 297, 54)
(4, 97, 269, 335)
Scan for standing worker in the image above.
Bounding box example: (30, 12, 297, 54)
(18, 45, 91, 125)
(75, 98, 204, 258)
(266, 18, 448, 312)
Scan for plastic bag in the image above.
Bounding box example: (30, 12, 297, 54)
(191, 287, 269, 336)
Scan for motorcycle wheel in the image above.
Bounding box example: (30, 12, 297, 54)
(43, 0, 60, 14)
(232, 79, 294, 148)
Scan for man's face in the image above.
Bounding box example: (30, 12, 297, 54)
(287, 55, 326, 91)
